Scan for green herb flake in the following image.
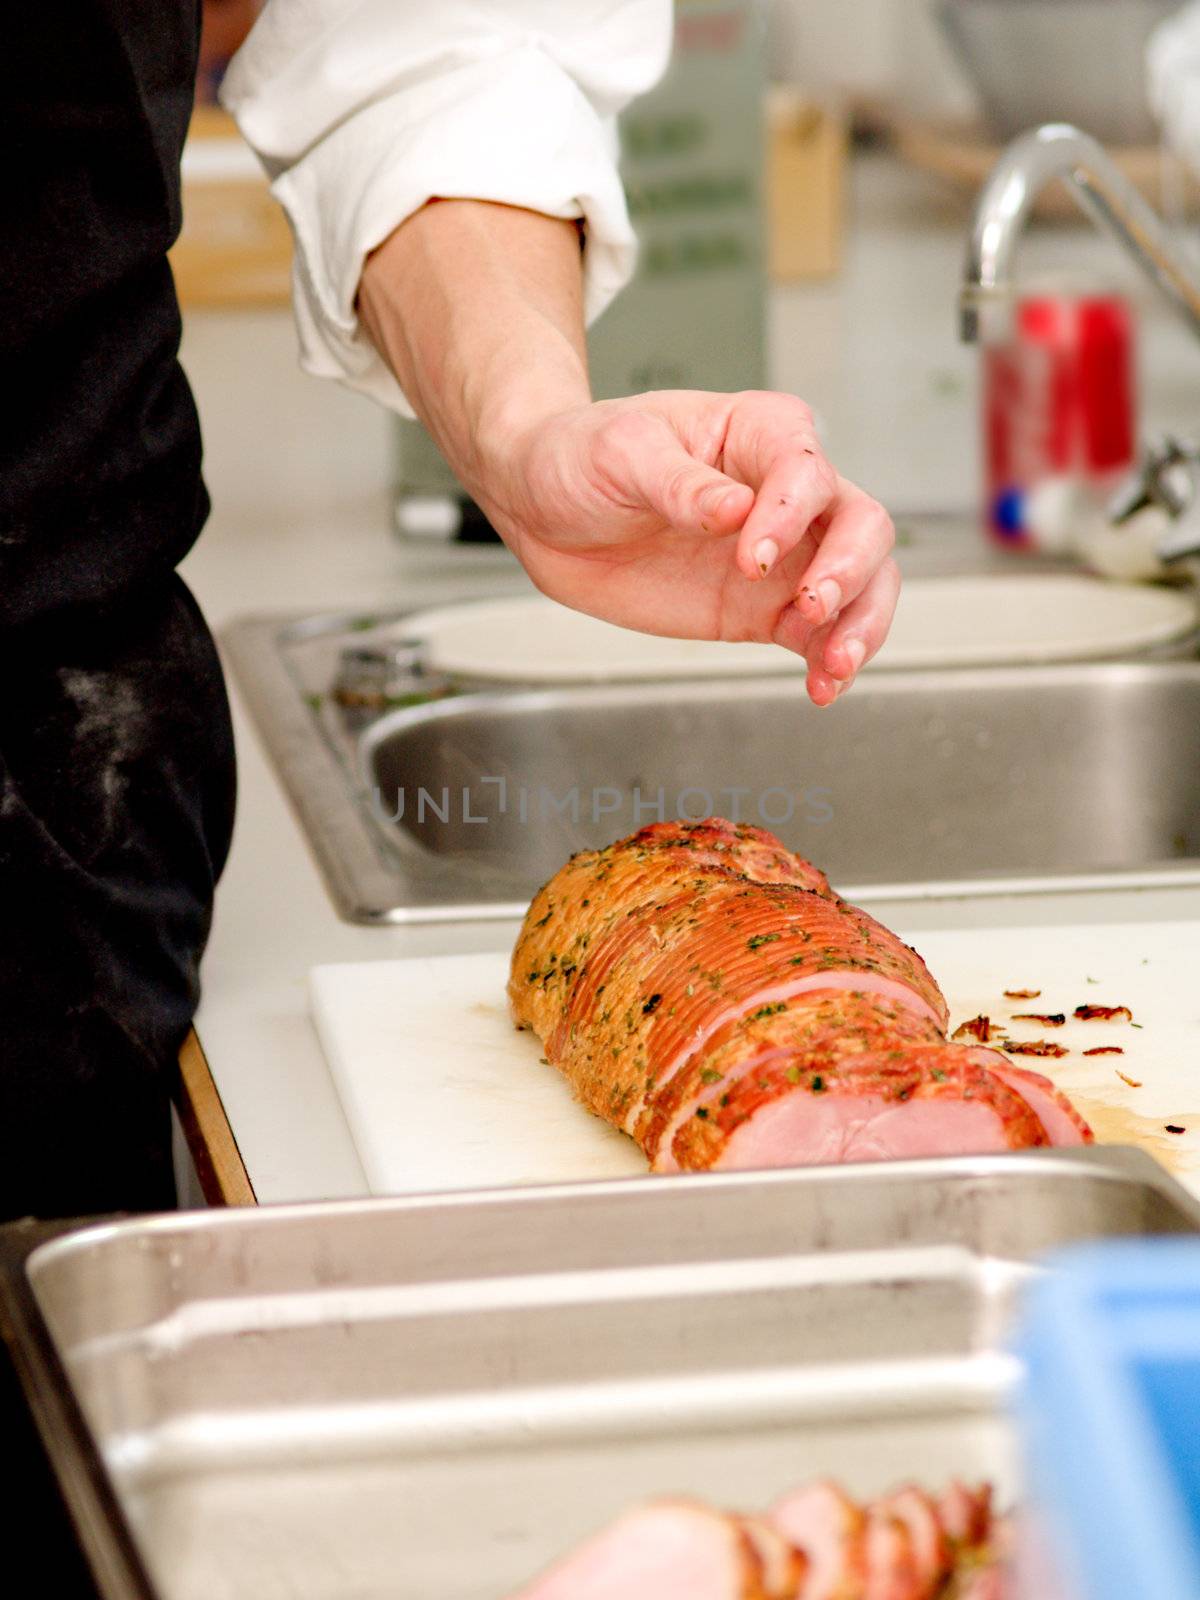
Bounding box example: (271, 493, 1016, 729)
(747, 933, 782, 951)
(751, 1002, 787, 1021)
(810, 1075, 826, 1093)
(699, 1068, 723, 1085)
(695, 1107, 710, 1120)
(642, 992, 663, 1016)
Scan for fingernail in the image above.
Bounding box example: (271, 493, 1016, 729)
(842, 638, 866, 674)
(754, 537, 779, 576)
(813, 577, 842, 619)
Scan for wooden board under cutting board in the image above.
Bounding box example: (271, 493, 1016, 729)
(310, 921, 1200, 1199)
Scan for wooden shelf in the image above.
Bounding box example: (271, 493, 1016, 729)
(174, 109, 292, 309)
(893, 117, 1200, 219)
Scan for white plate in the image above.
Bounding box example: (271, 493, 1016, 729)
(408, 575, 1196, 683)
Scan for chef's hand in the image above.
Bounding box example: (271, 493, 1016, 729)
(489, 390, 897, 706)
(358, 201, 897, 706)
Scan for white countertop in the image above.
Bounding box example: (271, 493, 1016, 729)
(178, 154, 1200, 1203)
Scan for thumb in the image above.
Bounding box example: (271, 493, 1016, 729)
(620, 419, 754, 534)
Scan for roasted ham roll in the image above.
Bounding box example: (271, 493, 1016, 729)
(509, 820, 1091, 1169)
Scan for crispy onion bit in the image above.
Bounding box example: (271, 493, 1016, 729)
(952, 1014, 1001, 1043)
(1085, 1046, 1125, 1057)
(1005, 1040, 1069, 1058)
(1074, 1004, 1133, 1023)
(1115, 1069, 1142, 1087)
(1011, 1012, 1066, 1027)
(1004, 988, 1041, 1000)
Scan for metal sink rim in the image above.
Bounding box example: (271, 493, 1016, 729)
(223, 612, 1200, 924)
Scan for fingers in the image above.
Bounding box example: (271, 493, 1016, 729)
(598, 412, 754, 536)
(793, 479, 895, 628)
(774, 557, 901, 707)
(772, 606, 841, 707)
(818, 556, 901, 682)
(722, 398, 841, 581)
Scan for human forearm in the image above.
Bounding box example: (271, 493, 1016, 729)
(357, 197, 899, 708)
(358, 199, 592, 528)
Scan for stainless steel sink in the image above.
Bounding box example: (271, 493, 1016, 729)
(224, 610, 1200, 923)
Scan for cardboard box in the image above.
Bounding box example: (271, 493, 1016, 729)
(172, 107, 292, 309)
(766, 90, 846, 281)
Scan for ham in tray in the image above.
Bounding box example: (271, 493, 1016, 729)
(509, 818, 1092, 1170)
(512, 1477, 1006, 1600)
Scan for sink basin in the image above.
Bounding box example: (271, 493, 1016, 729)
(225, 612, 1200, 923)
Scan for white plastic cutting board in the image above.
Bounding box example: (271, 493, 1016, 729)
(311, 922, 1200, 1199)
(405, 577, 1196, 683)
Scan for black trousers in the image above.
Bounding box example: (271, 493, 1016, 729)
(0, 577, 235, 1221)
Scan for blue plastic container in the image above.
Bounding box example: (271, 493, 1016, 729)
(1015, 1242, 1200, 1600)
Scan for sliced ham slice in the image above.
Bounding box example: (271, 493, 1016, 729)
(770, 1480, 869, 1600)
(982, 1057, 1093, 1146)
(510, 1500, 792, 1600)
(642, 989, 946, 1165)
(863, 1512, 922, 1600)
(938, 1481, 994, 1548)
(871, 1486, 953, 1597)
(666, 1047, 1049, 1172)
(740, 1516, 810, 1598)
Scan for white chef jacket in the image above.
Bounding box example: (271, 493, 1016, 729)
(221, 1, 673, 416)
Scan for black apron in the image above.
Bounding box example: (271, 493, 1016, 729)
(0, 2, 236, 1219)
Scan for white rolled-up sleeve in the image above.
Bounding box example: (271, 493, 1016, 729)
(221, 1, 673, 414)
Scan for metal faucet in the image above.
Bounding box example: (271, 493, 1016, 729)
(959, 122, 1200, 346)
(961, 122, 1200, 564)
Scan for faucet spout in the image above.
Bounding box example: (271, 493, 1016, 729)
(960, 123, 1200, 344)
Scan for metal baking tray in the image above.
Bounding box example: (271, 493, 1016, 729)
(6, 1147, 1200, 1600)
